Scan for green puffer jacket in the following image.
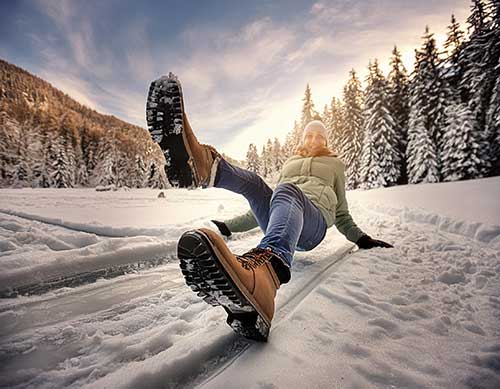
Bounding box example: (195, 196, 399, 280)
(224, 155, 366, 243)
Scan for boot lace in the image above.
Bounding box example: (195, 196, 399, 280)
(237, 248, 275, 270)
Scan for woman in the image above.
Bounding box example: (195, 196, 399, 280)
(146, 74, 392, 341)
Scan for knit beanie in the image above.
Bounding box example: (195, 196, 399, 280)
(302, 120, 328, 145)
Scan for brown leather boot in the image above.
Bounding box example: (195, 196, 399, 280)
(146, 73, 221, 188)
(177, 228, 283, 341)
(182, 113, 222, 188)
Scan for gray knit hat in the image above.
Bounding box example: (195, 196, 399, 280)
(302, 120, 328, 145)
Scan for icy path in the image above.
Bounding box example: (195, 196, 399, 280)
(0, 181, 499, 388)
(202, 203, 500, 389)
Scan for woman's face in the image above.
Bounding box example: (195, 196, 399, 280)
(303, 130, 327, 152)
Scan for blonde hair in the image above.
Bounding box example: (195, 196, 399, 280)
(293, 144, 337, 158)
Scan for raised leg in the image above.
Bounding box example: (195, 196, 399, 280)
(214, 158, 273, 233)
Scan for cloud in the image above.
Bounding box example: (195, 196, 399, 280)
(21, 0, 473, 160)
(38, 69, 102, 112)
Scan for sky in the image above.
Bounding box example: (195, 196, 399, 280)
(0, 0, 471, 160)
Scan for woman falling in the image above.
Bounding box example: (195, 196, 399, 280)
(146, 73, 393, 341)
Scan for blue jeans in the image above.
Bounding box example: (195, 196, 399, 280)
(213, 158, 327, 268)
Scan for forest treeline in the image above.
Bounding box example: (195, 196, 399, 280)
(245, 0, 499, 189)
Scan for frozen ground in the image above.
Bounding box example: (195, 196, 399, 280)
(0, 177, 499, 388)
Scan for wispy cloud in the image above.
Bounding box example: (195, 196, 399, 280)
(9, 0, 472, 159)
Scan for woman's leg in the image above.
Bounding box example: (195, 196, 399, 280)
(214, 158, 273, 233)
(256, 183, 327, 267)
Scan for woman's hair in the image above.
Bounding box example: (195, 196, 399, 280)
(293, 144, 337, 157)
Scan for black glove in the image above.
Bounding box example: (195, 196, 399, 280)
(211, 220, 232, 238)
(356, 234, 393, 249)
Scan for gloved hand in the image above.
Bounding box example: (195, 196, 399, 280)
(211, 220, 232, 238)
(356, 234, 393, 249)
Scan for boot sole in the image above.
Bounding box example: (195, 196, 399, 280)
(177, 230, 270, 342)
(146, 74, 195, 188)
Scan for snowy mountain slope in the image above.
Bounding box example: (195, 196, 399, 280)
(0, 177, 499, 388)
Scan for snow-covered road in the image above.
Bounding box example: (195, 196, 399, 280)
(1, 179, 499, 388)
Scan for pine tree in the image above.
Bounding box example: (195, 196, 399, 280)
(42, 127, 58, 188)
(441, 92, 483, 181)
(282, 131, 295, 158)
(272, 137, 285, 172)
(50, 134, 73, 188)
(12, 121, 33, 188)
(135, 154, 147, 187)
(359, 60, 401, 189)
(458, 0, 499, 176)
(264, 139, 274, 177)
(387, 45, 410, 184)
(406, 26, 447, 183)
(0, 114, 16, 186)
(328, 97, 344, 154)
(444, 14, 465, 67)
(95, 130, 117, 186)
(339, 69, 364, 189)
(290, 120, 303, 154)
(245, 143, 260, 174)
(321, 104, 330, 130)
(301, 84, 317, 131)
(260, 144, 269, 178)
(115, 149, 130, 187)
(485, 0, 500, 175)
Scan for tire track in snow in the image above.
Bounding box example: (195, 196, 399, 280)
(192, 244, 357, 388)
(0, 263, 185, 336)
(0, 208, 165, 238)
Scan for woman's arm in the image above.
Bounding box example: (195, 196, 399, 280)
(212, 209, 259, 237)
(334, 162, 366, 243)
(334, 162, 393, 248)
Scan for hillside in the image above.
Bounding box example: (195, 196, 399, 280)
(0, 58, 167, 189)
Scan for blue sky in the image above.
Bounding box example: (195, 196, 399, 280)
(1, 0, 470, 159)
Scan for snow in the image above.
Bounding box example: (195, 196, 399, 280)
(1, 177, 499, 388)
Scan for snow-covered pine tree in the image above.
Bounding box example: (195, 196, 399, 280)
(12, 123, 30, 188)
(260, 144, 269, 178)
(245, 143, 260, 174)
(359, 60, 401, 189)
(484, 0, 500, 175)
(457, 0, 499, 176)
(115, 149, 130, 188)
(444, 14, 466, 72)
(264, 139, 274, 177)
(59, 114, 79, 187)
(147, 162, 160, 188)
(134, 154, 148, 188)
(339, 69, 364, 189)
(272, 137, 285, 173)
(41, 120, 59, 188)
(328, 97, 344, 155)
(387, 45, 410, 185)
(69, 126, 87, 187)
(50, 133, 73, 188)
(14, 120, 36, 188)
(25, 115, 46, 188)
(94, 129, 117, 187)
(81, 127, 100, 186)
(282, 130, 295, 159)
(441, 90, 483, 181)
(0, 113, 15, 186)
(406, 26, 446, 183)
(321, 104, 331, 132)
(286, 120, 304, 155)
(301, 83, 317, 132)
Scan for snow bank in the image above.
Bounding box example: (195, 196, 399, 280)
(1, 178, 499, 388)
